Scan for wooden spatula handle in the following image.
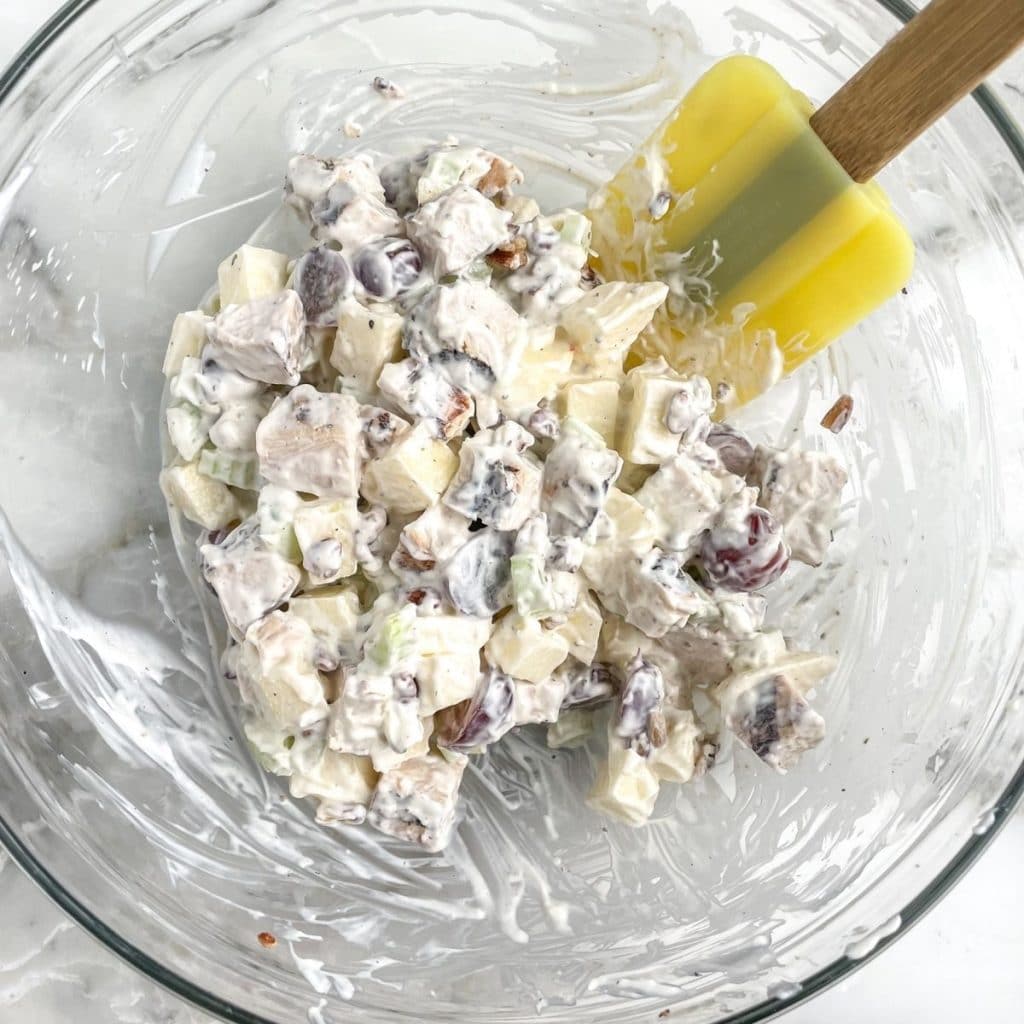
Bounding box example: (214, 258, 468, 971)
(811, 0, 1024, 182)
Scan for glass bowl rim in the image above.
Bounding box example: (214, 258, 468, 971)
(0, 0, 1022, 1021)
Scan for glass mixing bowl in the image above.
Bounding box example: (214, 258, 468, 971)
(1, 1, 1023, 1021)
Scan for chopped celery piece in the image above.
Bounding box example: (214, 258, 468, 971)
(511, 553, 557, 618)
(365, 607, 416, 671)
(257, 486, 303, 562)
(199, 448, 259, 490)
(166, 402, 212, 462)
(552, 209, 593, 249)
(417, 148, 492, 205)
(461, 259, 493, 286)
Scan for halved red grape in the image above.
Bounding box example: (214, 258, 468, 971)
(561, 662, 618, 709)
(354, 237, 422, 299)
(705, 423, 755, 477)
(437, 669, 516, 752)
(614, 654, 665, 757)
(697, 506, 790, 592)
(293, 245, 352, 325)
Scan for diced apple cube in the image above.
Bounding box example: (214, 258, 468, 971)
(416, 652, 481, 716)
(293, 498, 359, 585)
(497, 339, 574, 419)
(619, 372, 688, 465)
(362, 422, 458, 514)
(547, 708, 596, 749)
(289, 745, 378, 825)
(163, 310, 212, 377)
(513, 675, 567, 725)
(485, 614, 570, 684)
(552, 589, 603, 665)
(331, 297, 405, 393)
(559, 378, 620, 447)
(288, 587, 361, 670)
(415, 615, 492, 658)
(649, 708, 705, 783)
(160, 461, 241, 530)
(587, 730, 660, 826)
(561, 282, 668, 376)
(218, 245, 290, 306)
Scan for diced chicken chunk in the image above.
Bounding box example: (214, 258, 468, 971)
(206, 291, 308, 386)
(597, 547, 717, 639)
(391, 503, 472, 576)
(636, 449, 744, 554)
(306, 186, 403, 252)
(501, 211, 592, 319)
(407, 183, 512, 276)
(367, 752, 467, 852)
(443, 422, 542, 531)
(256, 386, 362, 498)
(378, 358, 473, 440)
(542, 419, 622, 539)
(716, 652, 836, 773)
(513, 674, 567, 726)
(172, 355, 266, 417)
(201, 518, 302, 637)
(404, 280, 525, 391)
(749, 445, 848, 566)
(329, 669, 426, 773)
(286, 153, 387, 216)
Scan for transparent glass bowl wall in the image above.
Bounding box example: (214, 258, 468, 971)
(1, 1, 1023, 1022)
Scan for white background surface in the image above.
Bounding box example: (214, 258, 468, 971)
(1, 3, 1022, 1022)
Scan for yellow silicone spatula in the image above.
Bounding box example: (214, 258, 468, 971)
(590, 0, 1024, 404)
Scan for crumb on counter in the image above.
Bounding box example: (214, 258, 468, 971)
(258, 931, 278, 948)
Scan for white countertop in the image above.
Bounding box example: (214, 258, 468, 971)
(1, 4, 1022, 1023)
